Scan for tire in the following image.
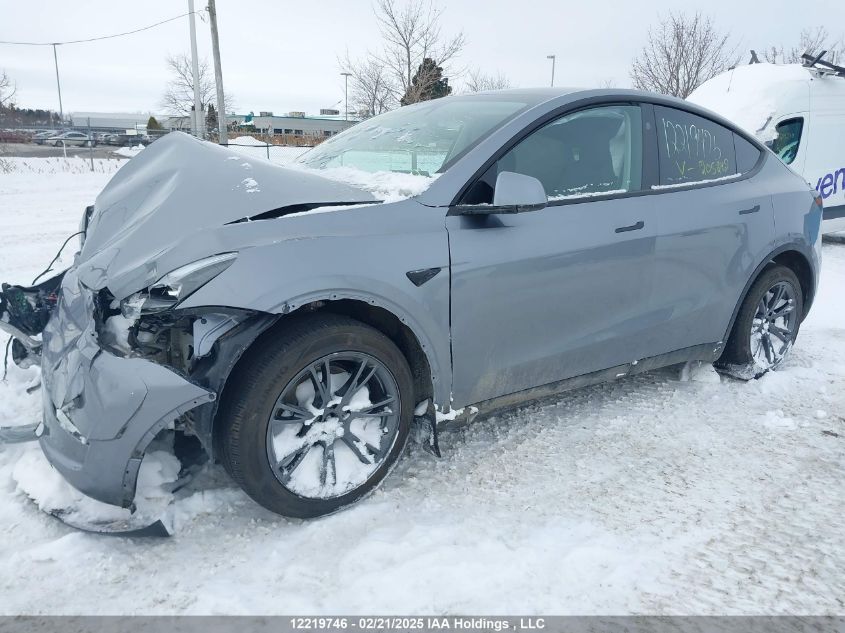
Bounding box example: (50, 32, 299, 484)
(718, 264, 803, 379)
(216, 314, 415, 518)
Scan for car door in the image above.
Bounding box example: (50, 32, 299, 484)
(646, 104, 775, 355)
(446, 104, 660, 406)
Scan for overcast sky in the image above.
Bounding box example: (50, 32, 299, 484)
(1, 0, 841, 115)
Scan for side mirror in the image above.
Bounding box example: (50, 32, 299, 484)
(493, 171, 548, 212)
(452, 171, 547, 215)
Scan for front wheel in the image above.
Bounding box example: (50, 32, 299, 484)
(216, 314, 414, 518)
(718, 265, 803, 379)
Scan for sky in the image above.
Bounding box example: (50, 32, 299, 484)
(0, 0, 842, 116)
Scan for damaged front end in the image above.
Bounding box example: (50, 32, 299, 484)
(1, 132, 381, 533)
(1, 260, 277, 535)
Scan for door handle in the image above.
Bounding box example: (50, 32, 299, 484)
(739, 204, 761, 215)
(615, 220, 644, 233)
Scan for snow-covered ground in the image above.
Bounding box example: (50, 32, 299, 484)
(0, 158, 844, 615)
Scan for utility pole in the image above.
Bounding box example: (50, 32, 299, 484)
(52, 44, 64, 126)
(547, 54, 556, 88)
(87, 117, 94, 172)
(188, 0, 204, 138)
(340, 72, 351, 121)
(207, 0, 227, 145)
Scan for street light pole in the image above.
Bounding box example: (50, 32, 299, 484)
(52, 44, 64, 126)
(340, 72, 352, 121)
(547, 54, 556, 88)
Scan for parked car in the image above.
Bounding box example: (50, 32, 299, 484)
(32, 131, 62, 145)
(47, 131, 94, 147)
(0, 89, 822, 529)
(689, 55, 845, 233)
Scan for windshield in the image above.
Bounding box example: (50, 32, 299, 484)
(298, 96, 533, 176)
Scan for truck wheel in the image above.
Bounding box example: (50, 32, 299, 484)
(216, 314, 414, 518)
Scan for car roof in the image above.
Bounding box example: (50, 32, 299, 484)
(470, 87, 762, 144)
(445, 87, 717, 120)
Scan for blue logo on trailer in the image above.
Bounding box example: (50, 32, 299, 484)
(815, 167, 845, 199)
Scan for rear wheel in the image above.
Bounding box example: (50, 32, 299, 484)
(718, 265, 803, 378)
(216, 314, 414, 518)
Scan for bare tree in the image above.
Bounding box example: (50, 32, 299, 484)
(375, 0, 464, 104)
(464, 68, 511, 93)
(342, 0, 464, 111)
(340, 52, 396, 118)
(0, 70, 16, 108)
(630, 12, 739, 98)
(161, 54, 233, 124)
(763, 27, 845, 64)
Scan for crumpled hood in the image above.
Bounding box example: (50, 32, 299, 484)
(76, 132, 375, 298)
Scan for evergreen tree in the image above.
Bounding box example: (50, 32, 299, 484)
(206, 104, 218, 132)
(146, 116, 162, 130)
(400, 58, 451, 106)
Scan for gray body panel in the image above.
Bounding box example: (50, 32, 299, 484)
(447, 199, 658, 405)
(17, 90, 821, 510)
(648, 163, 777, 355)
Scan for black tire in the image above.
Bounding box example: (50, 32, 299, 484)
(216, 314, 414, 518)
(718, 264, 803, 378)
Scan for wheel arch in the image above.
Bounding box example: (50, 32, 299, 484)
(722, 243, 817, 345)
(208, 297, 440, 460)
(295, 298, 436, 410)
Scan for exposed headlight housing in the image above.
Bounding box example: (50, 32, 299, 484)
(121, 252, 237, 316)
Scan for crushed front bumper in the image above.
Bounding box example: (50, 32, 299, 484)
(36, 268, 215, 508)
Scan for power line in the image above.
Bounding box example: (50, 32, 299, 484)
(0, 11, 202, 46)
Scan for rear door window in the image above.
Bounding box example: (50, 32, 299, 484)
(654, 105, 737, 187)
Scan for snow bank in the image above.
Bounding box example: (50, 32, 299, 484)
(12, 448, 180, 529)
(112, 144, 145, 158)
(229, 135, 271, 146)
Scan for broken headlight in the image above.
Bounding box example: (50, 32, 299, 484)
(121, 252, 237, 316)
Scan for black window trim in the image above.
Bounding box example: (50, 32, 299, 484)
(449, 95, 768, 211)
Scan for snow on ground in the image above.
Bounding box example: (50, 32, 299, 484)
(0, 159, 844, 615)
(111, 145, 145, 158)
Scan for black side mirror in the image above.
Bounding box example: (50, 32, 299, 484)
(452, 171, 548, 215)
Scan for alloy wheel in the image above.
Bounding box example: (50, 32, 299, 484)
(265, 352, 401, 499)
(749, 280, 798, 370)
